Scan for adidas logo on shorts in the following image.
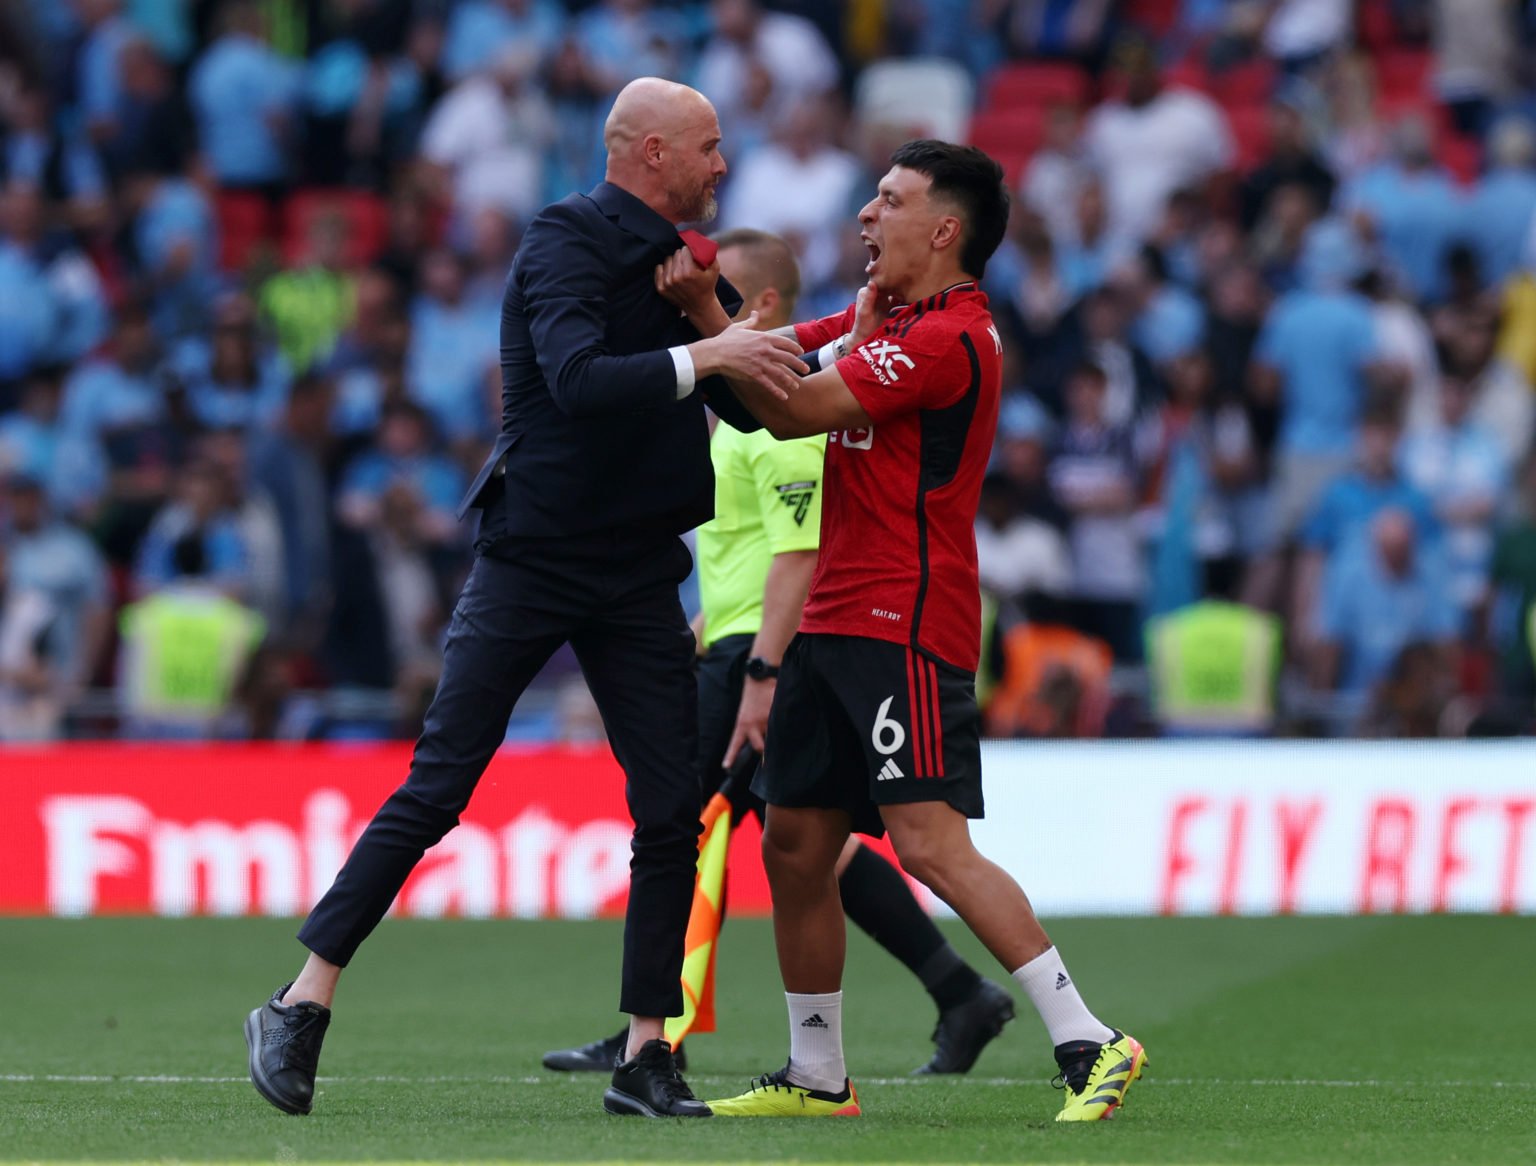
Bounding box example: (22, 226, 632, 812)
(876, 758, 904, 782)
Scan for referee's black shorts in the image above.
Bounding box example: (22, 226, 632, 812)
(696, 632, 766, 821)
(752, 632, 984, 837)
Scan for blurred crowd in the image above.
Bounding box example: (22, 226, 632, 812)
(5, 0, 1536, 742)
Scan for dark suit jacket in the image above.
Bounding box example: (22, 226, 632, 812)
(459, 181, 760, 539)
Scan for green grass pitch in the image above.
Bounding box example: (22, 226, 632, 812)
(1, 914, 1532, 1164)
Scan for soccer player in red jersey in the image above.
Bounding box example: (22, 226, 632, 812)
(657, 140, 1147, 1121)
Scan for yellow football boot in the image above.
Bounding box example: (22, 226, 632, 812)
(1054, 1030, 1147, 1122)
(707, 1067, 861, 1117)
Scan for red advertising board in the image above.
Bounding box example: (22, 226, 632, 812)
(0, 745, 779, 918)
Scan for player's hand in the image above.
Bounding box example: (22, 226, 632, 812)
(699, 315, 808, 400)
(723, 676, 775, 768)
(849, 280, 897, 349)
(655, 245, 720, 320)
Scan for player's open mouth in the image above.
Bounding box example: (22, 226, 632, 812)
(863, 238, 881, 273)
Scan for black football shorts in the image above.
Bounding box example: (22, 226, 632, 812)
(751, 632, 984, 837)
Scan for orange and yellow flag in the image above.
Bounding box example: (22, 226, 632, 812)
(664, 791, 733, 1047)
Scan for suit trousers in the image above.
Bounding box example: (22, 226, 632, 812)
(297, 532, 703, 1018)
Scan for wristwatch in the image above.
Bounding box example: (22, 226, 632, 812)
(745, 656, 780, 681)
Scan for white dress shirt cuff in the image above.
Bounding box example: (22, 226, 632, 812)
(669, 345, 697, 399)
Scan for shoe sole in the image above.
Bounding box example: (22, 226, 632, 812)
(911, 997, 1017, 1075)
(601, 1086, 712, 1118)
(708, 1101, 863, 1117)
(244, 1009, 311, 1116)
(542, 1054, 614, 1072)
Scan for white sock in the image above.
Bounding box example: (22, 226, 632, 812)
(785, 991, 846, 1092)
(1012, 947, 1115, 1047)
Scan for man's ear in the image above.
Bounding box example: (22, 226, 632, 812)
(932, 215, 963, 253)
(643, 132, 666, 168)
(757, 287, 780, 320)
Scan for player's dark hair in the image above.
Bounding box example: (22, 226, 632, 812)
(889, 139, 1011, 280)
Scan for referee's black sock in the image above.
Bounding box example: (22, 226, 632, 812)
(838, 842, 983, 1011)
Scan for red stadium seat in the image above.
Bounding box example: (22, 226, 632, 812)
(1163, 56, 1212, 95)
(1357, 0, 1401, 51)
(1373, 49, 1432, 102)
(983, 62, 1091, 111)
(1122, 0, 1179, 37)
(966, 108, 1047, 185)
(1213, 59, 1277, 106)
(1225, 105, 1272, 173)
(213, 190, 274, 272)
(282, 188, 391, 267)
(1438, 134, 1483, 186)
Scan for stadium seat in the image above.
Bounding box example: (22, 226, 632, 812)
(855, 57, 974, 144)
(1438, 133, 1483, 185)
(282, 188, 391, 267)
(965, 108, 1047, 185)
(1122, 0, 1179, 37)
(1225, 105, 1272, 172)
(1163, 56, 1212, 95)
(1213, 59, 1277, 106)
(983, 62, 1091, 111)
(1373, 48, 1432, 102)
(1358, 0, 1402, 51)
(213, 190, 274, 272)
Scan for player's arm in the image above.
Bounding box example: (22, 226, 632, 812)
(728, 362, 873, 439)
(725, 547, 817, 766)
(724, 436, 825, 765)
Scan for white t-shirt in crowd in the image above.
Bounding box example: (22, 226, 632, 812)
(721, 143, 861, 286)
(419, 76, 554, 221)
(1084, 89, 1233, 249)
(696, 13, 838, 131)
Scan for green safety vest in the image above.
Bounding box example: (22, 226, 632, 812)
(119, 590, 266, 722)
(1147, 602, 1281, 732)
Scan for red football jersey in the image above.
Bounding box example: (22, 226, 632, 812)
(793, 283, 1002, 671)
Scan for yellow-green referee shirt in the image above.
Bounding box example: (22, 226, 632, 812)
(696, 425, 826, 648)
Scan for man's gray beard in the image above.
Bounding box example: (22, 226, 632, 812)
(684, 192, 717, 225)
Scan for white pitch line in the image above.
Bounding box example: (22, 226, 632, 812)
(2, 1074, 1533, 1089)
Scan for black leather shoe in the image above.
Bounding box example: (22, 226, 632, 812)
(912, 979, 1016, 1074)
(245, 983, 331, 1115)
(544, 1028, 686, 1072)
(602, 1039, 711, 1117)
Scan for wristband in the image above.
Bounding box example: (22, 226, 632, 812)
(817, 333, 852, 370)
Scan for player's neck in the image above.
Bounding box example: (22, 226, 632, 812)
(901, 268, 976, 305)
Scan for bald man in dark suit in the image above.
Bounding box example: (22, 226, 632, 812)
(245, 78, 807, 1120)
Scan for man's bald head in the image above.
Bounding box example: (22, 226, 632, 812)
(603, 78, 726, 225)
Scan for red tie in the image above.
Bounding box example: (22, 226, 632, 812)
(678, 229, 718, 268)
